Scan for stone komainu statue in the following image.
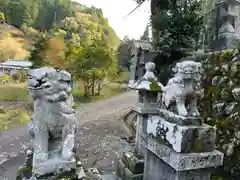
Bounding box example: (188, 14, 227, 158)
(161, 61, 203, 117)
(27, 67, 78, 175)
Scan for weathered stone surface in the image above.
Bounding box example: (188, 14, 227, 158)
(161, 61, 202, 117)
(143, 150, 211, 180)
(146, 138, 224, 171)
(17, 153, 86, 180)
(133, 104, 159, 115)
(128, 62, 164, 92)
(85, 168, 102, 179)
(122, 152, 144, 174)
(116, 159, 143, 180)
(147, 115, 216, 153)
(208, 0, 240, 50)
(101, 174, 121, 180)
(135, 115, 148, 157)
(129, 62, 161, 157)
(158, 109, 202, 126)
(32, 158, 77, 176)
(27, 67, 78, 176)
(232, 87, 240, 101)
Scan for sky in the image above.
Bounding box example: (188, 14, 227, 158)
(75, 0, 150, 39)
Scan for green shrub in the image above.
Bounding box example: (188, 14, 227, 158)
(19, 70, 28, 82)
(12, 72, 21, 83)
(0, 108, 5, 113)
(0, 84, 29, 100)
(0, 74, 11, 84)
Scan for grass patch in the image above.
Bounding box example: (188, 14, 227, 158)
(0, 108, 29, 130)
(0, 83, 29, 101)
(73, 82, 128, 105)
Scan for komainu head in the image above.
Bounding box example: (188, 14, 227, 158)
(173, 61, 202, 80)
(27, 67, 72, 102)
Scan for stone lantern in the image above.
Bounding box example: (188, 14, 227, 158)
(116, 62, 163, 180)
(210, 0, 240, 50)
(128, 61, 163, 157)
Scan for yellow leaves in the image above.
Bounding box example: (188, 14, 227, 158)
(75, 12, 92, 22)
(0, 36, 29, 60)
(42, 36, 66, 69)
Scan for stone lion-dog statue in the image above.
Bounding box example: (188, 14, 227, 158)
(27, 67, 78, 175)
(161, 61, 203, 117)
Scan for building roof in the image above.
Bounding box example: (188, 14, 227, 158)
(0, 60, 33, 67)
(132, 40, 152, 51)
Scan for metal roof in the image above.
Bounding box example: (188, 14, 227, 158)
(0, 60, 33, 67)
(0, 65, 30, 69)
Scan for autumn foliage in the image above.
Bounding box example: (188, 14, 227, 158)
(43, 36, 66, 69)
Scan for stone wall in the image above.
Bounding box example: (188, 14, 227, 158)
(200, 49, 240, 178)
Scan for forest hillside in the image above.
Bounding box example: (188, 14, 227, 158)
(0, 0, 120, 60)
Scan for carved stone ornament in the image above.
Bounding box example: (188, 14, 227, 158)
(128, 62, 164, 91)
(27, 67, 78, 176)
(161, 61, 203, 118)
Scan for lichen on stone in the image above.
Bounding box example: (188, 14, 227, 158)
(199, 48, 240, 178)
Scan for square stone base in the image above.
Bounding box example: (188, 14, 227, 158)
(33, 158, 77, 176)
(146, 138, 224, 171)
(116, 152, 144, 180)
(144, 150, 211, 180)
(17, 150, 86, 180)
(147, 115, 217, 153)
(116, 159, 143, 180)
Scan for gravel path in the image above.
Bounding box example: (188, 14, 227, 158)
(0, 91, 137, 180)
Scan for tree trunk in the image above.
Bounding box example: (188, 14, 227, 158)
(84, 79, 90, 97)
(97, 82, 101, 95)
(91, 77, 95, 96)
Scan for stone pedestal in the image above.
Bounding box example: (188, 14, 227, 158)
(133, 103, 159, 157)
(144, 150, 213, 180)
(147, 115, 216, 153)
(143, 115, 224, 180)
(16, 150, 86, 180)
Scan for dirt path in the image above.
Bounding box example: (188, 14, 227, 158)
(0, 91, 137, 180)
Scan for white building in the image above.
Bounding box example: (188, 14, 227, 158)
(0, 60, 33, 76)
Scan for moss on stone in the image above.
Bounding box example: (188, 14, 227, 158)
(149, 79, 162, 92)
(16, 165, 32, 180)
